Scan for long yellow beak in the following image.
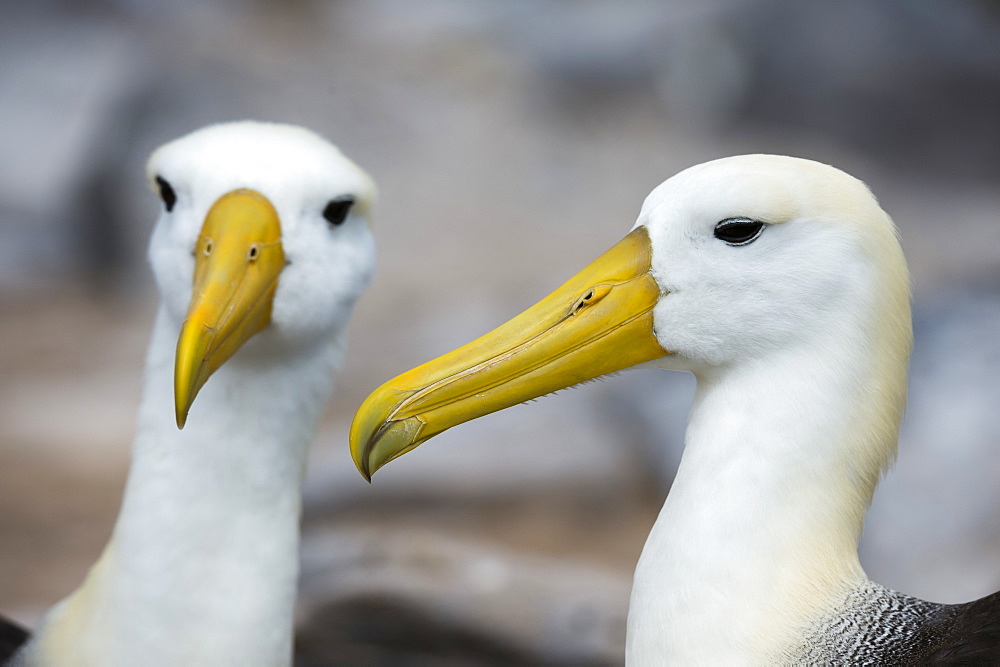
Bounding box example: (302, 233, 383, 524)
(350, 226, 668, 480)
(174, 189, 285, 429)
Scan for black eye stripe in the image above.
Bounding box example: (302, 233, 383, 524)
(156, 176, 177, 212)
(714, 218, 765, 246)
(323, 196, 355, 226)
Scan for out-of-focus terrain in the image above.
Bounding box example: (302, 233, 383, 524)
(2, 1, 999, 663)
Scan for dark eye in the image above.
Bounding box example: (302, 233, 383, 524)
(155, 176, 177, 212)
(714, 218, 765, 246)
(323, 196, 355, 226)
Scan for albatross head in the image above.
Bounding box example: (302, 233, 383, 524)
(146, 121, 376, 428)
(350, 154, 910, 480)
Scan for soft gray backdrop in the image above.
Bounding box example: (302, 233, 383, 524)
(2, 1, 999, 663)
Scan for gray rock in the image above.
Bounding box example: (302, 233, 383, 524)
(297, 527, 629, 665)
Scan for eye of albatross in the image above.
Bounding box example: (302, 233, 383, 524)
(714, 217, 765, 246)
(323, 196, 355, 226)
(155, 176, 177, 212)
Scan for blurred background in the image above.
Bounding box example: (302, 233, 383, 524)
(2, 0, 1000, 663)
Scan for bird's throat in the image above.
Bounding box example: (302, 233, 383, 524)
(627, 341, 905, 664)
(26, 309, 341, 666)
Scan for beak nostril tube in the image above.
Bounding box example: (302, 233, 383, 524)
(571, 285, 610, 316)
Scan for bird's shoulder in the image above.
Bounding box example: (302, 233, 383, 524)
(910, 589, 1000, 665)
(0, 615, 29, 665)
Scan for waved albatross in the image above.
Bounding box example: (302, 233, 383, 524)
(1, 121, 376, 666)
(348, 155, 999, 664)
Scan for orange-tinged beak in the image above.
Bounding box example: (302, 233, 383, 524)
(349, 226, 668, 480)
(174, 189, 285, 428)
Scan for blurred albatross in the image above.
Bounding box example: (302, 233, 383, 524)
(2, 122, 376, 665)
(350, 155, 999, 663)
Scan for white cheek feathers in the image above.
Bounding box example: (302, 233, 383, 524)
(639, 156, 899, 371)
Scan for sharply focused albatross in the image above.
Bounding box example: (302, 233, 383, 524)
(350, 155, 999, 663)
(4, 122, 376, 665)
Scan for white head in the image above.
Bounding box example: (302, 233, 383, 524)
(145, 121, 377, 426)
(348, 155, 911, 485)
(641, 154, 910, 373)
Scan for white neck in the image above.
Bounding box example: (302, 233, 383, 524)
(24, 308, 341, 666)
(627, 316, 909, 664)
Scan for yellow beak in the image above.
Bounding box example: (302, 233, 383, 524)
(349, 226, 668, 480)
(174, 189, 285, 429)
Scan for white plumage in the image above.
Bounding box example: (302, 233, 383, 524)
(13, 121, 376, 666)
